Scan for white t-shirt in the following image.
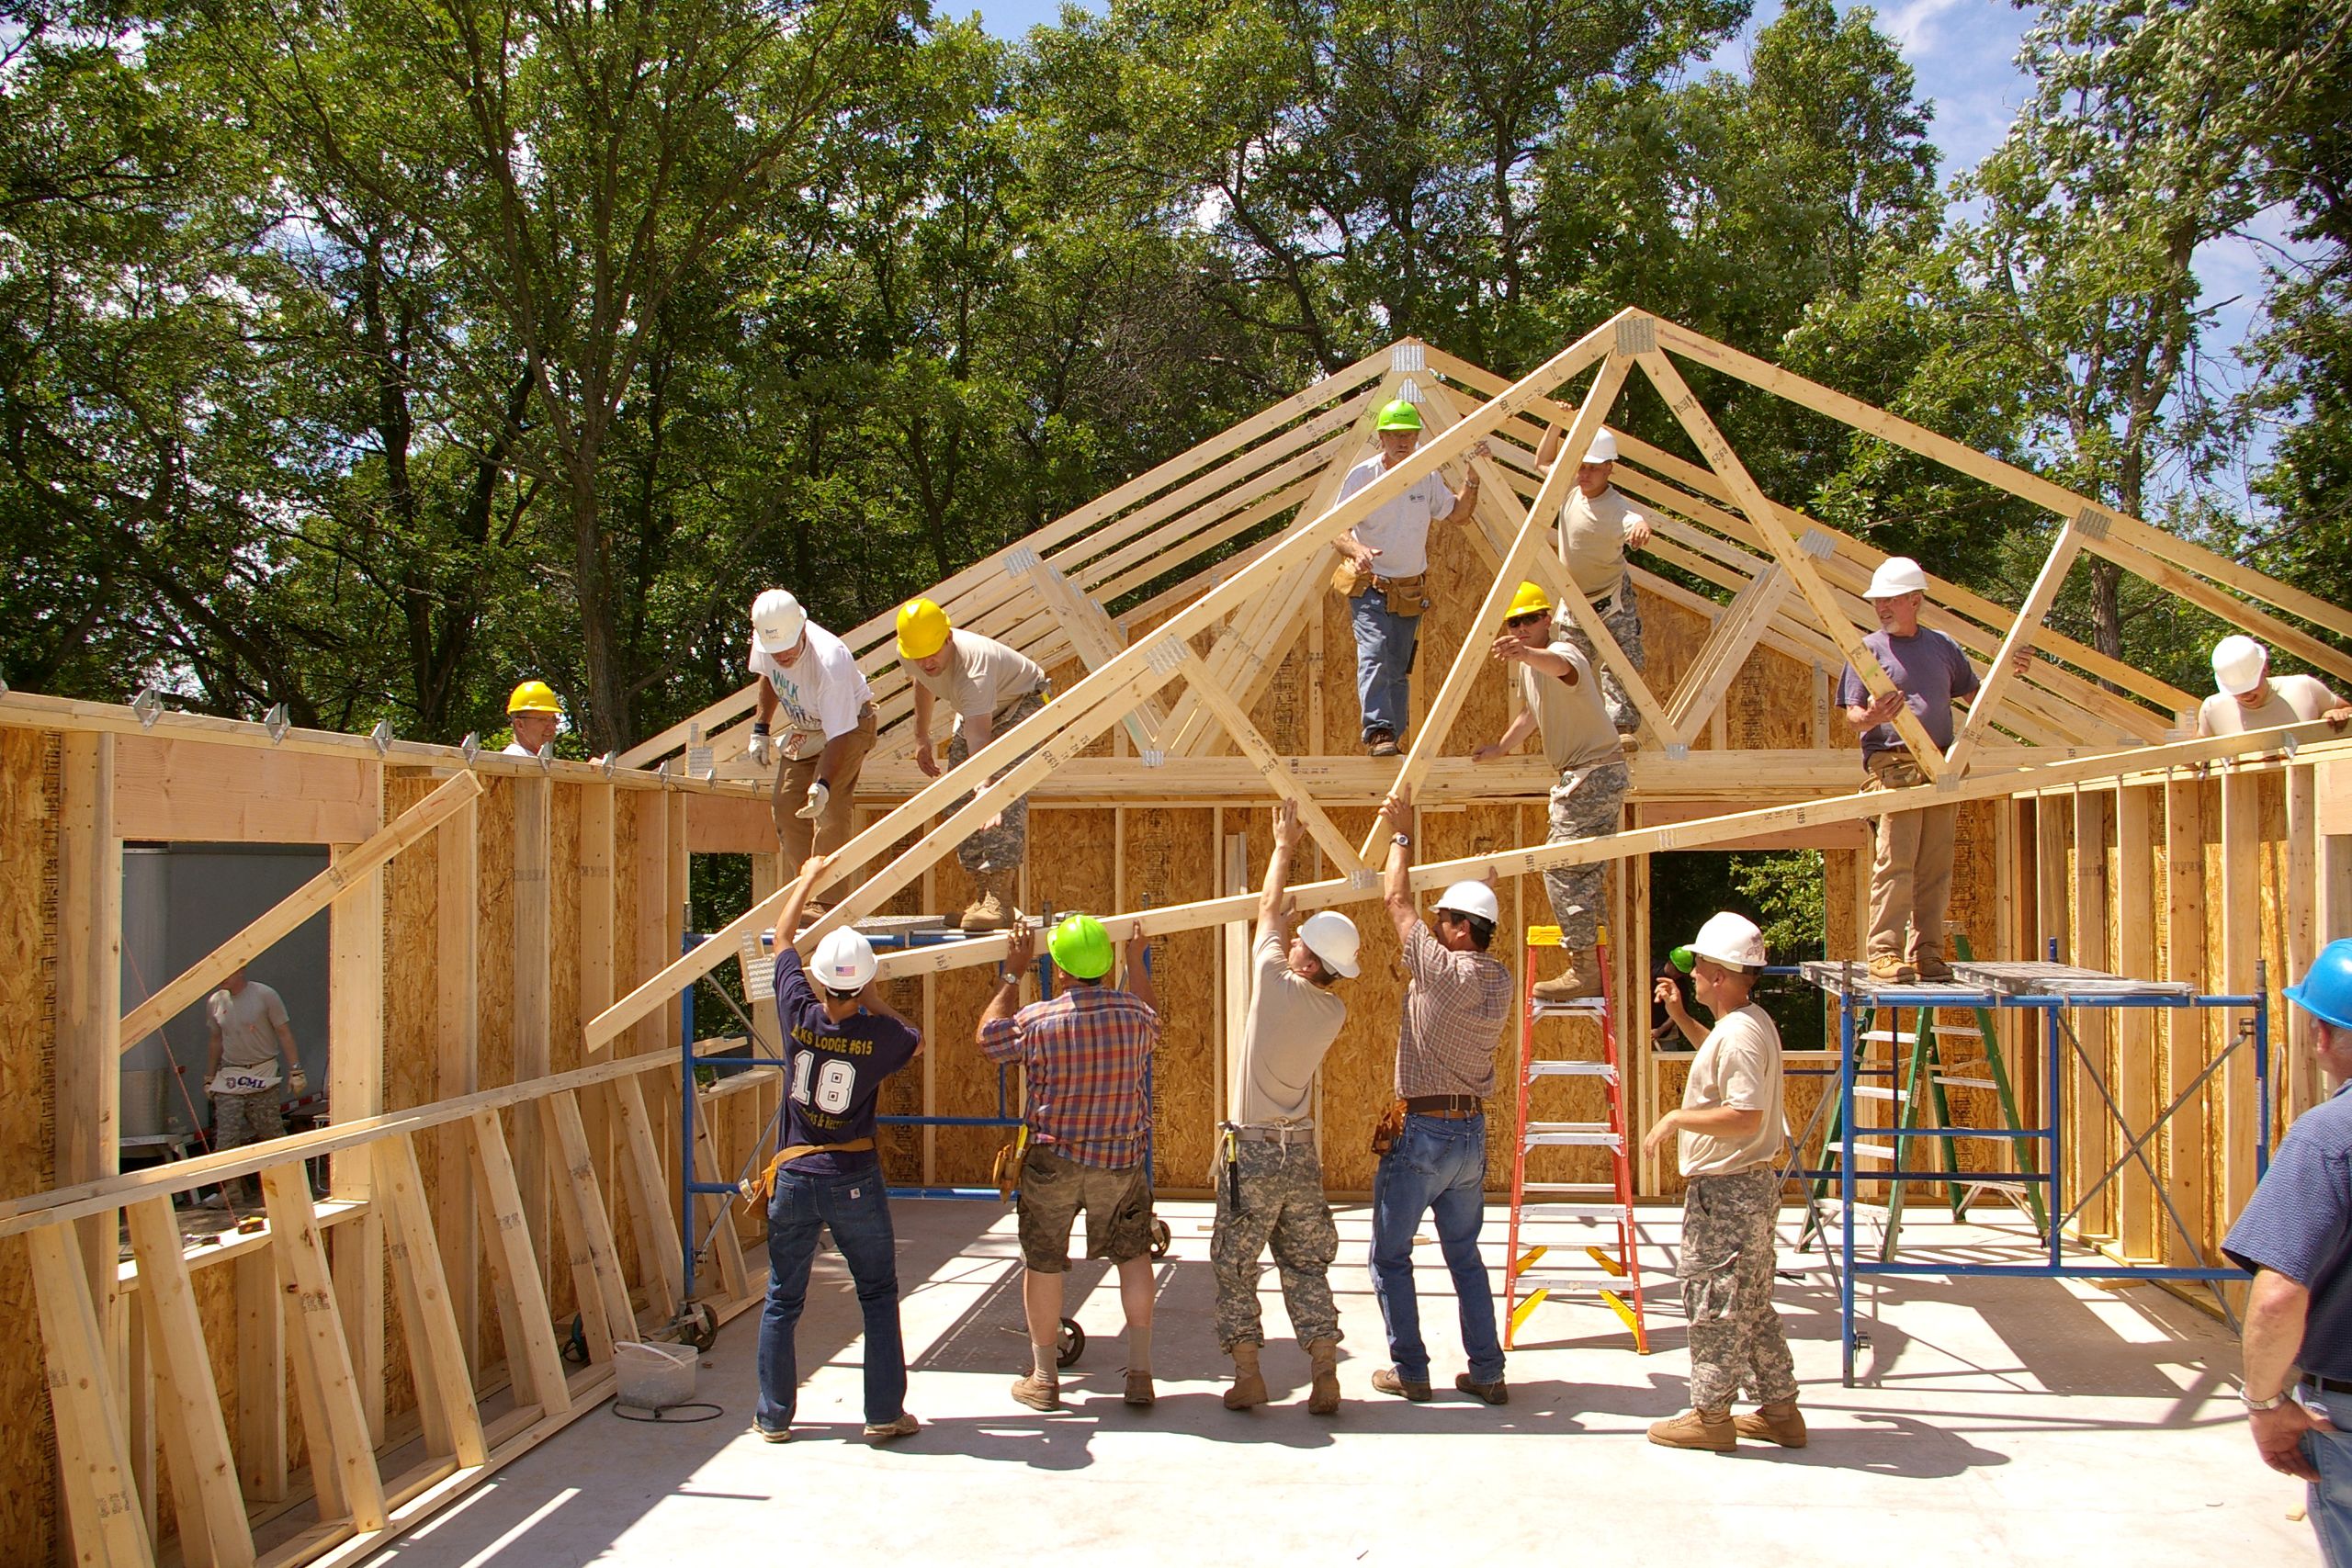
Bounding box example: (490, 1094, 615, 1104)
(2197, 674, 2341, 737)
(1519, 640, 1620, 773)
(748, 622, 873, 757)
(1337, 454, 1456, 580)
(209, 982, 290, 1068)
(1235, 930, 1349, 1124)
(502, 739, 542, 758)
(1679, 1002, 1788, 1179)
(1558, 485, 1648, 599)
(907, 629, 1046, 728)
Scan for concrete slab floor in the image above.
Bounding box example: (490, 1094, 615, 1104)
(359, 1199, 2312, 1567)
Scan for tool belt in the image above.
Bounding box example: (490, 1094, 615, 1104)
(1865, 748, 1930, 790)
(1330, 560, 1432, 618)
(1404, 1094, 1482, 1119)
(743, 1137, 876, 1207)
(992, 1126, 1032, 1202)
(1231, 1120, 1316, 1145)
(1370, 1099, 1407, 1157)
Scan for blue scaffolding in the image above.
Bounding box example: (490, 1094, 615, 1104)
(1798, 949, 2271, 1387)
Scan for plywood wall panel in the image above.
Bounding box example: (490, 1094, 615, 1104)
(0, 729, 60, 1562)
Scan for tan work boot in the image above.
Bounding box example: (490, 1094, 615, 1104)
(1124, 1369, 1157, 1408)
(1912, 947, 1953, 981)
(1865, 953, 1917, 984)
(1372, 1367, 1431, 1403)
(1223, 1343, 1270, 1410)
(1532, 948, 1604, 1004)
(1647, 1407, 1736, 1451)
(1734, 1401, 1807, 1448)
(1306, 1338, 1341, 1416)
(958, 870, 1016, 932)
(1010, 1371, 1059, 1412)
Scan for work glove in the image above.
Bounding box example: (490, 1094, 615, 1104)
(747, 727, 773, 768)
(797, 780, 829, 821)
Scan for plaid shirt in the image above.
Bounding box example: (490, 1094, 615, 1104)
(1395, 921, 1512, 1100)
(980, 986, 1160, 1168)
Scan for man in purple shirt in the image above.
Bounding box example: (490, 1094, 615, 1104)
(751, 853, 922, 1445)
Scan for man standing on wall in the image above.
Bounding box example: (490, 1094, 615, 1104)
(2225, 939, 2352, 1565)
(1473, 581, 1625, 1002)
(750, 853, 923, 1445)
(978, 914, 1162, 1413)
(1215, 800, 1361, 1416)
(1644, 912, 1803, 1451)
(1330, 399, 1487, 757)
(1366, 784, 1515, 1405)
(1534, 425, 1653, 734)
(199, 966, 304, 1208)
(745, 589, 877, 882)
(895, 596, 1050, 932)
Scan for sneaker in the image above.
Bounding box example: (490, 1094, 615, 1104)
(1647, 1407, 1736, 1451)
(1366, 728, 1398, 758)
(1733, 1402, 1807, 1448)
(1371, 1367, 1431, 1403)
(1865, 953, 1917, 984)
(1011, 1371, 1060, 1412)
(1454, 1372, 1509, 1406)
(749, 1422, 791, 1444)
(1123, 1369, 1156, 1408)
(863, 1413, 921, 1444)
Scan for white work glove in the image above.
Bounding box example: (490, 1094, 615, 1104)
(747, 727, 774, 768)
(796, 780, 829, 821)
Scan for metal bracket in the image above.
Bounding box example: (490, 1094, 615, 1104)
(132, 688, 164, 729)
(656, 758, 673, 783)
(1397, 378, 1423, 405)
(1798, 528, 1837, 559)
(2284, 732, 2300, 760)
(0, 673, 10, 697)
(370, 718, 393, 755)
(1614, 316, 1657, 356)
(263, 704, 289, 744)
(1664, 742, 1690, 761)
(1004, 546, 1040, 576)
(601, 752, 617, 779)
(2072, 505, 2113, 542)
(1145, 637, 1186, 677)
(685, 745, 714, 777)
(1349, 869, 1378, 890)
(1141, 749, 1165, 768)
(460, 731, 481, 765)
(1389, 342, 1426, 374)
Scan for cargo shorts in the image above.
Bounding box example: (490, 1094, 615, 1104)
(1016, 1145, 1152, 1273)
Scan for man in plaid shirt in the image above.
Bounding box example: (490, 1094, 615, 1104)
(978, 913, 1161, 1413)
(1366, 783, 1516, 1405)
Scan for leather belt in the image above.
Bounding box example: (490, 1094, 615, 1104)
(1405, 1094, 1481, 1119)
(2306, 1372, 2352, 1395)
(1234, 1122, 1316, 1145)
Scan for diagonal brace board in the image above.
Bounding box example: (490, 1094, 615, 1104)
(1020, 555, 1168, 752)
(1946, 517, 2089, 774)
(1176, 650, 1364, 874)
(1667, 563, 1794, 744)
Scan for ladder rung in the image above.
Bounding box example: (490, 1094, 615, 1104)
(1850, 1086, 1908, 1102)
(1528, 1120, 1614, 1135)
(1962, 1179, 2030, 1194)
(1532, 998, 1610, 1018)
(1935, 1076, 1997, 1089)
(1859, 1025, 1983, 1041)
(1521, 1182, 1618, 1196)
(1846, 1142, 1899, 1161)
(1509, 1203, 1630, 1221)
(1526, 1133, 1623, 1149)
(1528, 1060, 1616, 1078)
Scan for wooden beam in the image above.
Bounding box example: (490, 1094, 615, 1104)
(2162, 775, 2209, 1269)
(467, 1111, 571, 1418)
(539, 1091, 638, 1354)
(512, 774, 553, 1268)
(2072, 789, 2112, 1239)
(608, 1075, 684, 1319)
(117, 771, 483, 1050)
(2286, 764, 2323, 1118)
(1178, 652, 1363, 874)
(2219, 769, 2261, 1234)
(373, 1134, 489, 1469)
(434, 795, 480, 1372)
(259, 1163, 388, 1531)
(1666, 564, 1793, 743)
(2113, 784, 2158, 1259)
(58, 733, 121, 1305)
(113, 735, 380, 844)
(29, 1224, 155, 1567)
(234, 1249, 286, 1500)
(1023, 556, 1168, 751)
(327, 840, 386, 1443)
(1947, 523, 2087, 773)
(123, 1199, 255, 1568)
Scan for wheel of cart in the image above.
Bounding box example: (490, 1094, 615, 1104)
(1057, 1317, 1084, 1367)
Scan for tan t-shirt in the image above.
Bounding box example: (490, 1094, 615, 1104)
(907, 628, 1045, 729)
(2197, 674, 2341, 737)
(1679, 1002, 1787, 1178)
(209, 982, 289, 1068)
(1520, 640, 1620, 773)
(1558, 485, 1648, 599)
(1234, 931, 1348, 1124)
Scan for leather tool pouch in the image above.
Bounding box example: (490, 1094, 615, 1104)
(1379, 572, 1431, 618)
(1331, 558, 1374, 597)
(1370, 1099, 1408, 1158)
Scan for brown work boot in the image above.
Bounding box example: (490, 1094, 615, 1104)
(1648, 1407, 1736, 1451)
(1010, 1371, 1060, 1412)
(1222, 1344, 1269, 1411)
(1372, 1367, 1431, 1403)
(1734, 1401, 1807, 1448)
(1865, 953, 1917, 984)
(1911, 948, 1953, 981)
(1532, 949, 1603, 1003)
(863, 1412, 921, 1444)
(1123, 1369, 1156, 1408)
(1306, 1338, 1342, 1416)
(1454, 1372, 1509, 1406)
(1366, 728, 1398, 758)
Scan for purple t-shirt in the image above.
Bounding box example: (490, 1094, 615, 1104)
(1837, 628, 1979, 761)
(772, 949, 920, 1176)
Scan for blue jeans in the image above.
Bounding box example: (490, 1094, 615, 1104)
(1351, 588, 1419, 742)
(1368, 1113, 1503, 1383)
(755, 1166, 906, 1432)
(2309, 1386, 2352, 1566)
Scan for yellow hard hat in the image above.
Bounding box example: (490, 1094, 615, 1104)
(507, 680, 561, 716)
(1507, 581, 1552, 620)
(896, 597, 952, 660)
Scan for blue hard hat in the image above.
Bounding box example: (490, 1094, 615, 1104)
(2285, 939, 2352, 1031)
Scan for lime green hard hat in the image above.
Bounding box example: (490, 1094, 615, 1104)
(1374, 399, 1423, 432)
(1047, 913, 1115, 980)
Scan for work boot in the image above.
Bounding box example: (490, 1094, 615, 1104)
(1011, 1371, 1060, 1413)
(863, 1413, 921, 1444)
(1734, 1401, 1807, 1448)
(1911, 947, 1953, 981)
(1366, 728, 1398, 758)
(1222, 1344, 1269, 1411)
(1454, 1372, 1509, 1406)
(1306, 1338, 1342, 1416)
(1647, 1407, 1736, 1451)
(959, 871, 1016, 932)
(1865, 953, 1917, 984)
(1371, 1367, 1431, 1403)
(1123, 1369, 1157, 1408)
(1532, 948, 1603, 1004)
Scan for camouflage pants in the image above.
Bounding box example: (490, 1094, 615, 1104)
(1557, 570, 1645, 733)
(1543, 759, 1628, 950)
(1211, 1138, 1342, 1350)
(213, 1089, 285, 1203)
(945, 689, 1047, 876)
(1679, 1167, 1799, 1412)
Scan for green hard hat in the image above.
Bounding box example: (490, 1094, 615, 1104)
(1669, 945, 1696, 974)
(1374, 399, 1423, 432)
(1048, 913, 1115, 980)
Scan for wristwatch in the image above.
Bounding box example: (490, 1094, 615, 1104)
(2242, 1387, 2290, 1412)
(1392, 832, 1412, 849)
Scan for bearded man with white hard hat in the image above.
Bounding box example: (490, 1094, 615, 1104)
(1535, 423, 1654, 733)
(2197, 634, 2350, 739)
(748, 852, 923, 1444)
(1643, 911, 1802, 1452)
(744, 589, 877, 879)
(1364, 783, 1517, 1406)
(1214, 799, 1363, 1416)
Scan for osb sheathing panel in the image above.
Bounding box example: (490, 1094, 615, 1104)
(1125, 807, 1217, 1192)
(0, 728, 59, 1561)
(383, 770, 442, 1114)
(471, 776, 516, 1381)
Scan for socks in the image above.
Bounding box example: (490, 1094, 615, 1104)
(1031, 1342, 1059, 1381)
(1126, 1320, 1153, 1375)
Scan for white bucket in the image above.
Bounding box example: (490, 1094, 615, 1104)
(613, 1339, 698, 1412)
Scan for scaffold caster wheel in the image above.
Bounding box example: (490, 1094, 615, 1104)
(1057, 1318, 1084, 1368)
(685, 1302, 720, 1353)
(1148, 1216, 1172, 1259)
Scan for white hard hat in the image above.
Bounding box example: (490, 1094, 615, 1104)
(1862, 557, 1928, 599)
(1433, 880, 1500, 927)
(752, 588, 808, 655)
(2211, 634, 2267, 696)
(1582, 429, 1619, 465)
(1298, 910, 1362, 979)
(1688, 911, 1767, 972)
(810, 928, 877, 993)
